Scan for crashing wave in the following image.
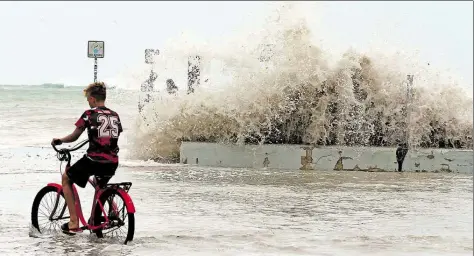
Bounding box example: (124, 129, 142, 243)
(129, 3, 473, 161)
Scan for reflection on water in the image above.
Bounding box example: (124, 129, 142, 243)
(0, 158, 472, 256)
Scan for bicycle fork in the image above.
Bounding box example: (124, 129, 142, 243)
(49, 192, 68, 221)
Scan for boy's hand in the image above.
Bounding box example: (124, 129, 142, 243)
(51, 138, 62, 146)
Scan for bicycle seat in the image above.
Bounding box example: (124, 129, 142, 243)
(94, 175, 113, 188)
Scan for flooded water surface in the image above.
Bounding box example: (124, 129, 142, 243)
(0, 146, 472, 256)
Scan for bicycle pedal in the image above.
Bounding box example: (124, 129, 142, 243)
(87, 216, 107, 224)
(62, 231, 77, 236)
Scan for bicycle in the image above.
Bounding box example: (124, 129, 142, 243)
(30, 139, 135, 244)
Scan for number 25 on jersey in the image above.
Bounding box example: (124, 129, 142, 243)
(97, 114, 120, 138)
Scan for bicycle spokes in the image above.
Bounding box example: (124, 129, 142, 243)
(37, 191, 69, 232)
(100, 194, 130, 240)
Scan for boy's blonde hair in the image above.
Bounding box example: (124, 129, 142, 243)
(84, 82, 107, 101)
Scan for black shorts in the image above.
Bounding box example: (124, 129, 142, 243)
(66, 155, 118, 188)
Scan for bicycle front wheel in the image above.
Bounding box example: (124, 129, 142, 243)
(31, 185, 69, 234)
(93, 188, 135, 244)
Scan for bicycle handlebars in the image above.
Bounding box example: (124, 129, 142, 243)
(52, 139, 89, 166)
(51, 139, 89, 153)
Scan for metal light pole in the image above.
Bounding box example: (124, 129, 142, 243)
(142, 49, 159, 93)
(139, 49, 159, 117)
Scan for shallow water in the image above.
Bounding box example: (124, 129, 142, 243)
(0, 146, 472, 256)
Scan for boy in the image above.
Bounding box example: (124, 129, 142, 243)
(51, 81, 123, 234)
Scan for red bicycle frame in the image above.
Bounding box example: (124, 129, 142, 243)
(49, 140, 135, 231)
(48, 179, 110, 230)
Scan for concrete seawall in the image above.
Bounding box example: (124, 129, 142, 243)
(180, 142, 473, 174)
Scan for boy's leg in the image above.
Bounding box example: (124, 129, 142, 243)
(62, 172, 80, 230)
(61, 156, 93, 232)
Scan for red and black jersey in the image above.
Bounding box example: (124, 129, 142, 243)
(75, 106, 123, 163)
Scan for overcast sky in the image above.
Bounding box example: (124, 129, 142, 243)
(0, 1, 472, 88)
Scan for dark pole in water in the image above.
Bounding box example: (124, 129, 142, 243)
(87, 41, 104, 83)
(139, 49, 159, 117)
(94, 58, 98, 82)
(406, 74, 414, 147)
(187, 55, 201, 94)
(398, 74, 414, 172)
(143, 49, 159, 93)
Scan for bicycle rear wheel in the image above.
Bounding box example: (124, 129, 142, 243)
(93, 188, 135, 244)
(31, 185, 69, 233)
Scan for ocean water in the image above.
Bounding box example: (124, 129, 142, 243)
(0, 86, 472, 255)
(0, 86, 138, 151)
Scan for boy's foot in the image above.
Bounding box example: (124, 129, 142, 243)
(61, 222, 83, 235)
